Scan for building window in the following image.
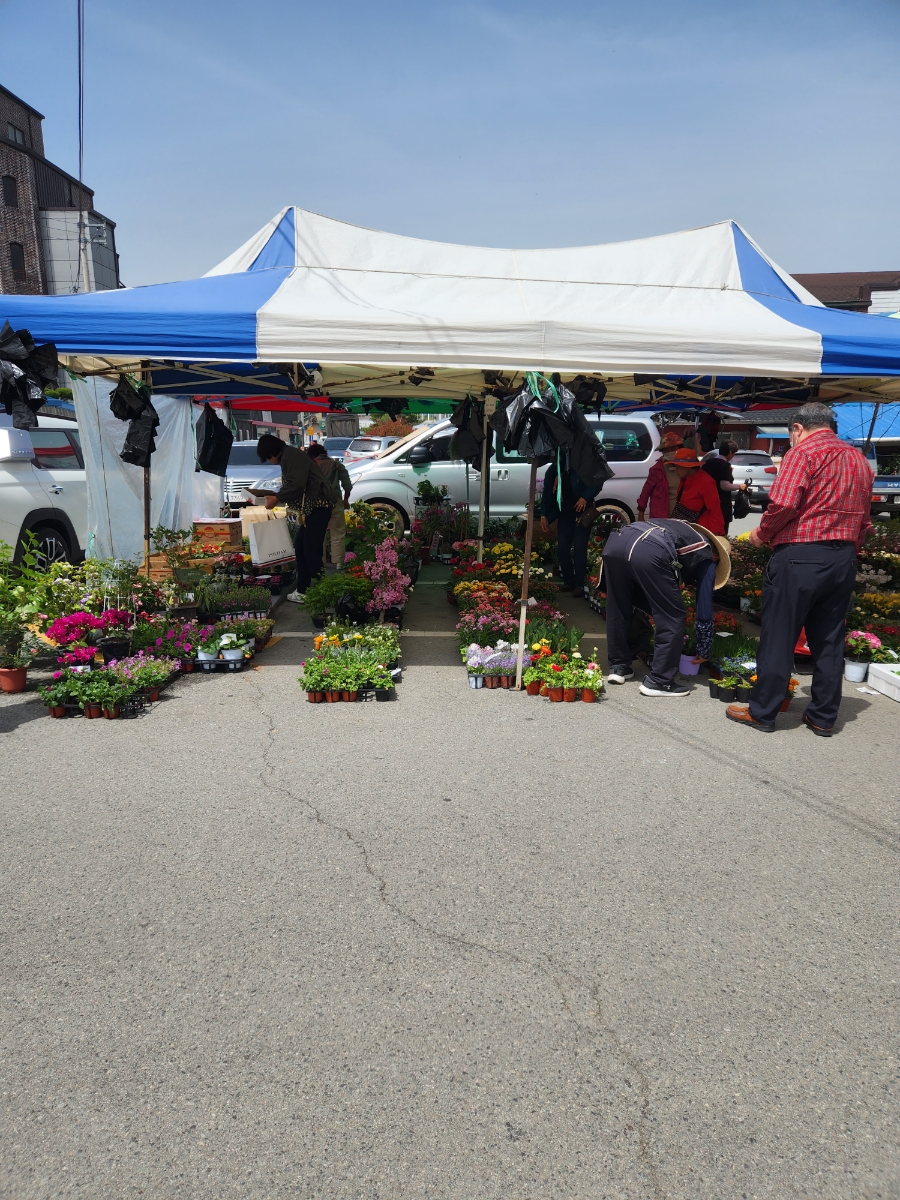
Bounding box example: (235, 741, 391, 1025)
(9, 242, 26, 281)
(7, 123, 25, 145)
(2, 176, 18, 208)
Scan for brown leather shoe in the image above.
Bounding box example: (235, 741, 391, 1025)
(802, 711, 833, 737)
(725, 703, 775, 732)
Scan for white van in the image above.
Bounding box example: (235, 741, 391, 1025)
(346, 414, 660, 528)
(0, 414, 87, 564)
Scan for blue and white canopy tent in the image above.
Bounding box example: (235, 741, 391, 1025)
(1, 208, 900, 396)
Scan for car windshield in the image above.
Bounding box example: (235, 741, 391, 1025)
(228, 445, 264, 467)
(734, 453, 773, 466)
(349, 438, 382, 452)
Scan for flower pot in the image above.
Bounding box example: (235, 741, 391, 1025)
(548, 686, 564, 702)
(84, 703, 103, 719)
(48, 705, 66, 718)
(500, 675, 512, 688)
(678, 653, 700, 676)
(0, 667, 27, 693)
(563, 687, 578, 702)
(780, 695, 793, 712)
(539, 683, 548, 696)
(311, 616, 327, 630)
(375, 687, 395, 701)
(345, 690, 358, 702)
(468, 674, 478, 689)
(99, 637, 131, 664)
(307, 691, 323, 703)
(581, 688, 596, 702)
(844, 659, 868, 682)
(708, 681, 719, 698)
(103, 706, 120, 719)
(487, 675, 497, 688)
(718, 686, 736, 702)
(181, 659, 195, 673)
(526, 680, 542, 695)
(736, 686, 753, 702)
(475, 675, 484, 688)
(221, 648, 244, 661)
(146, 687, 161, 702)
(197, 650, 218, 662)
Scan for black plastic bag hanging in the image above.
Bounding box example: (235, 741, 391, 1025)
(194, 402, 234, 477)
(109, 373, 159, 468)
(448, 395, 492, 469)
(0, 321, 59, 430)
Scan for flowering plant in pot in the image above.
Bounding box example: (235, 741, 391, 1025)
(0, 614, 42, 692)
(298, 656, 333, 700)
(364, 537, 411, 621)
(108, 653, 173, 696)
(844, 629, 881, 682)
(218, 631, 252, 661)
(40, 669, 81, 715)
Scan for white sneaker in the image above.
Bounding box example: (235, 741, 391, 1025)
(285, 590, 305, 603)
(607, 669, 634, 685)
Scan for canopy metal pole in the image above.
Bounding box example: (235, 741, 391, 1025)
(862, 402, 881, 460)
(141, 359, 153, 576)
(515, 459, 538, 690)
(476, 411, 488, 564)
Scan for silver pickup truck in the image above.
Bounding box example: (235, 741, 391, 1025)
(346, 413, 660, 529)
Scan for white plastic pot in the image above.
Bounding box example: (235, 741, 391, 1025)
(197, 650, 218, 662)
(468, 674, 478, 688)
(844, 659, 868, 682)
(475, 675, 484, 688)
(221, 648, 244, 661)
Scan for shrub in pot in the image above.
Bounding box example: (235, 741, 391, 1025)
(0, 614, 42, 692)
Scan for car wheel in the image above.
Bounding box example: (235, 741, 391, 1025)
(29, 524, 72, 569)
(368, 501, 408, 536)
(593, 503, 632, 538)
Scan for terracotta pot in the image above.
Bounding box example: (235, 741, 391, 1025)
(548, 687, 564, 702)
(780, 695, 793, 712)
(84, 703, 103, 719)
(181, 660, 195, 673)
(48, 705, 66, 718)
(500, 675, 511, 688)
(581, 689, 596, 702)
(307, 691, 323, 703)
(563, 687, 577, 702)
(526, 680, 541, 695)
(330, 690, 342, 702)
(103, 706, 120, 719)
(147, 687, 161, 702)
(539, 683, 549, 696)
(345, 690, 357, 702)
(0, 667, 27, 694)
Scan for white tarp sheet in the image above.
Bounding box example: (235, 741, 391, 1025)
(72, 376, 196, 561)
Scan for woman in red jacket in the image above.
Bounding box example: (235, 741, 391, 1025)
(670, 448, 726, 535)
(637, 432, 682, 519)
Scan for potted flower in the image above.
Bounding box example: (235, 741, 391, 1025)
(197, 633, 222, 662)
(546, 660, 565, 701)
(219, 631, 251, 661)
(580, 659, 603, 702)
(97, 608, 133, 662)
(40, 670, 80, 717)
(844, 630, 881, 682)
(0, 614, 42, 693)
(298, 657, 331, 702)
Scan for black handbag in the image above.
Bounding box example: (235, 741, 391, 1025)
(733, 489, 751, 520)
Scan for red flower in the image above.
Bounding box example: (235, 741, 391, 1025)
(550, 663, 562, 672)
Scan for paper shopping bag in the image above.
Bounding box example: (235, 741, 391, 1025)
(248, 516, 294, 566)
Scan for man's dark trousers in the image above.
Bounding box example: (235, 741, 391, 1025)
(750, 540, 857, 728)
(294, 507, 332, 593)
(557, 513, 590, 587)
(603, 529, 685, 688)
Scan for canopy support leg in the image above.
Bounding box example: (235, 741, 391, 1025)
(143, 466, 151, 577)
(476, 410, 488, 563)
(515, 459, 538, 690)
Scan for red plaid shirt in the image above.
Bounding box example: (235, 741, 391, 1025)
(757, 429, 872, 549)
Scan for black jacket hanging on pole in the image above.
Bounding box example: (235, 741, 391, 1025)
(194, 403, 234, 477)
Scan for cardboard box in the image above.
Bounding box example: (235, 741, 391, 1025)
(193, 518, 243, 549)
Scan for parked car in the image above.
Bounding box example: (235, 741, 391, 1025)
(223, 440, 283, 504)
(342, 434, 401, 465)
(346, 415, 659, 531)
(0, 414, 86, 565)
(323, 436, 354, 459)
(701, 449, 778, 508)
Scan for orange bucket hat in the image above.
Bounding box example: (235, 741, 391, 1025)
(671, 447, 702, 468)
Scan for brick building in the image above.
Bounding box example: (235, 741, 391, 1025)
(0, 82, 119, 296)
(792, 271, 900, 314)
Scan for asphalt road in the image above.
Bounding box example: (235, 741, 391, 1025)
(1, 592, 898, 1199)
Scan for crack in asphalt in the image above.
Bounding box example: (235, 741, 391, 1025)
(245, 672, 664, 1199)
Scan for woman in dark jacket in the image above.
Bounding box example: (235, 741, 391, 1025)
(540, 462, 597, 595)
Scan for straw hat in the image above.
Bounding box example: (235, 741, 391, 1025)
(689, 523, 732, 589)
(671, 447, 702, 468)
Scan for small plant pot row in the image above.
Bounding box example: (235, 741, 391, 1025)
(468, 674, 516, 689)
(708, 679, 793, 711)
(306, 688, 396, 703)
(526, 682, 599, 703)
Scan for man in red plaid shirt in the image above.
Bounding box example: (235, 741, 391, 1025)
(726, 402, 873, 736)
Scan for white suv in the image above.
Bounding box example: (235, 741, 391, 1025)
(0, 415, 87, 564)
(346, 415, 659, 528)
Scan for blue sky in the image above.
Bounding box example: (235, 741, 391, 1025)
(2, 0, 898, 285)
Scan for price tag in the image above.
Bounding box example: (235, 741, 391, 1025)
(484, 398, 498, 416)
(430, 532, 441, 553)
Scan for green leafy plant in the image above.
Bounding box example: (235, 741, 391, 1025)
(68, 670, 133, 710)
(40, 670, 81, 707)
(0, 614, 43, 668)
(416, 479, 450, 504)
(302, 573, 374, 616)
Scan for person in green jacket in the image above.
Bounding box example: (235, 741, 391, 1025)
(540, 461, 598, 596)
(307, 442, 353, 568)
